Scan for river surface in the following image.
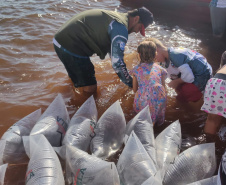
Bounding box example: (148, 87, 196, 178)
(0, 0, 225, 184)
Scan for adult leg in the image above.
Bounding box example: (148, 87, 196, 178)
(210, 6, 226, 38)
(204, 113, 222, 135)
(54, 45, 97, 92)
(195, 114, 222, 144)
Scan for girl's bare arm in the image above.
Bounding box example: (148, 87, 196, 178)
(133, 76, 138, 93)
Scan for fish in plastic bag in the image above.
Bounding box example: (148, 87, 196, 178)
(141, 171, 162, 185)
(23, 134, 65, 185)
(66, 144, 120, 185)
(63, 95, 97, 151)
(30, 94, 70, 147)
(217, 149, 226, 185)
(0, 163, 8, 185)
(155, 120, 181, 176)
(163, 143, 216, 185)
(125, 105, 156, 167)
(117, 131, 157, 185)
(90, 100, 126, 160)
(0, 109, 41, 164)
(0, 141, 5, 165)
(187, 175, 217, 185)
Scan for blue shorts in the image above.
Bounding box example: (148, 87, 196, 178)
(54, 45, 96, 87)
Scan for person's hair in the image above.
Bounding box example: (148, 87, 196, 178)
(145, 37, 166, 49)
(137, 41, 156, 64)
(220, 51, 226, 68)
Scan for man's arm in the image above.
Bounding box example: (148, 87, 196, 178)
(108, 20, 133, 88)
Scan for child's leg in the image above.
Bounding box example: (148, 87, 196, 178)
(204, 113, 223, 135)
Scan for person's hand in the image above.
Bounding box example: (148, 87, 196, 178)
(168, 78, 184, 89)
(168, 80, 177, 89)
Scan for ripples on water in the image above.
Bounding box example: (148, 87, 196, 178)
(0, 0, 225, 184)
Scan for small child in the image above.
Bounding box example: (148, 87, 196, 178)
(147, 37, 213, 102)
(132, 41, 167, 126)
(197, 51, 226, 143)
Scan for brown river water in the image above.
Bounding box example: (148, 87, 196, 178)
(0, 0, 226, 184)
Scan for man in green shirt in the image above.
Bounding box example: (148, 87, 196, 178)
(53, 7, 154, 93)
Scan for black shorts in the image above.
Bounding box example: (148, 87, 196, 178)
(54, 45, 96, 87)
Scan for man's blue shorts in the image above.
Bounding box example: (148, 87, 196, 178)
(54, 45, 96, 88)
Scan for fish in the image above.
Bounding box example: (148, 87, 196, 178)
(90, 100, 126, 160)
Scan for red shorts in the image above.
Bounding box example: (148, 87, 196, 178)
(176, 83, 203, 102)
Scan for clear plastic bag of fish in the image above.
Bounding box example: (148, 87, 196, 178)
(187, 175, 217, 185)
(0, 109, 41, 164)
(90, 100, 126, 160)
(125, 105, 156, 167)
(117, 131, 157, 185)
(0, 163, 8, 185)
(66, 144, 120, 185)
(217, 149, 226, 185)
(155, 120, 181, 176)
(62, 95, 97, 152)
(141, 171, 162, 185)
(30, 94, 70, 147)
(23, 134, 65, 185)
(163, 143, 216, 185)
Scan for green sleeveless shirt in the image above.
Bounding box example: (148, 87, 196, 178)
(55, 9, 128, 59)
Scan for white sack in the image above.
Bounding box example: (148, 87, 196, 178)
(54, 145, 66, 161)
(155, 120, 181, 175)
(217, 149, 226, 185)
(163, 143, 216, 185)
(90, 100, 126, 160)
(141, 171, 162, 185)
(30, 94, 70, 147)
(0, 109, 41, 164)
(63, 95, 97, 151)
(66, 145, 120, 185)
(125, 105, 156, 167)
(0, 163, 8, 185)
(23, 134, 64, 185)
(187, 175, 217, 185)
(117, 131, 157, 185)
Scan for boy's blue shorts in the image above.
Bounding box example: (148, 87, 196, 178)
(54, 45, 96, 88)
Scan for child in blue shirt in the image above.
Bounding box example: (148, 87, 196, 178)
(147, 38, 212, 102)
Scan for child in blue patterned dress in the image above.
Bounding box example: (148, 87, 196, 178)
(132, 41, 167, 126)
